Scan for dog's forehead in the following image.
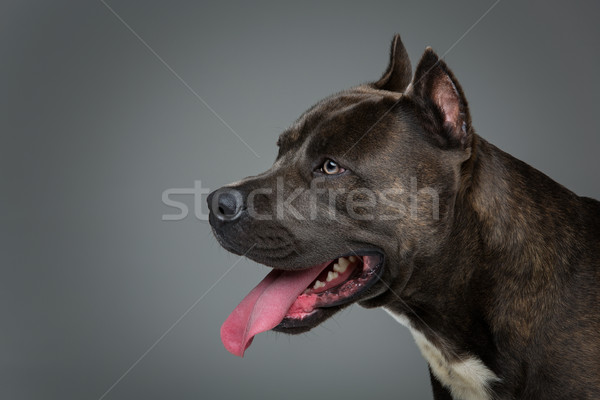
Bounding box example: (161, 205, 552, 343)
(277, 86, 402, 151)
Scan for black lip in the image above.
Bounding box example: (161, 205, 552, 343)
(284, 249, 384, 272)
(273, 249, 385, 331)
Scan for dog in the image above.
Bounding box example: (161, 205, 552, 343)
(208, 35, 600, 399)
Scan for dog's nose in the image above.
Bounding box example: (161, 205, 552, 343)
(207, 188, 243, 222)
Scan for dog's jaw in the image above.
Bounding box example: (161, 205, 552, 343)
(219, 251, 385, 356)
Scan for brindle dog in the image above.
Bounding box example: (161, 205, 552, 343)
(208, 35, 600, 399)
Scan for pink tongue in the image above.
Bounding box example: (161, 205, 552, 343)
(220, 262, 329, 357)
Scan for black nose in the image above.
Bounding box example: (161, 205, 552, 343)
(207, 188, 243, 222)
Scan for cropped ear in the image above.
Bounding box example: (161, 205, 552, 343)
(373, 34, 412, 93)
(411, 47, 471, 148)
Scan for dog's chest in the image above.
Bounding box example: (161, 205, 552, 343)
(384, 309, 498, 400)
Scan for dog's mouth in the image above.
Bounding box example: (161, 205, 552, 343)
(280, 252, 383, 320)
(220, 250, 384, 357)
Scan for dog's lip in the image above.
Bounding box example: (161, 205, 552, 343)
(266, 249, 384, 272)
(274, 249, 385, 329)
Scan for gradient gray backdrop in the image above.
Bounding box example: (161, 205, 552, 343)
(2, 1, 599, 399)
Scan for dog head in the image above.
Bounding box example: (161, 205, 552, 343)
(208, 35, 473, 356)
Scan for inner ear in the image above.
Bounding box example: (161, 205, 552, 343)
(433, 74, 463, 134)
(412, 48, 471, 147)
(373, 34, 412, 93)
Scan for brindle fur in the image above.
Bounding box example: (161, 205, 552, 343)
(209, 35, 600, 399)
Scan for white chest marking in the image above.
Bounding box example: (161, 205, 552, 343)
(384, 309, 499, 400)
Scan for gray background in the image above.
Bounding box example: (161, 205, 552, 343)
(2, 1, 599, 399)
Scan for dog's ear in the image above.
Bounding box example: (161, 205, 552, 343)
(373, 34, 412, 93)
(411, 47, 472, 148)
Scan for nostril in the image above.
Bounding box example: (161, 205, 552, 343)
(210, 188, 243, 222)
(218, 193, 238, 216)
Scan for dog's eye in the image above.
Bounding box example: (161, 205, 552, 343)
(321, 159, 345, 175)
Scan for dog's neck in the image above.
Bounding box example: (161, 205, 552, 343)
(464, 136, 582, 275)
(385, 135, 590, 382)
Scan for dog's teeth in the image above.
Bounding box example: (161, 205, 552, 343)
(332, 262, 346, 273)
(338, 257, 351, 271)
(326, 271, 339, 282)
(313, 280, 325, 290)
(349, 255, 358, 263)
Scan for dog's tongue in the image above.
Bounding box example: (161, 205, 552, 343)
(221, 262, 329, 357)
